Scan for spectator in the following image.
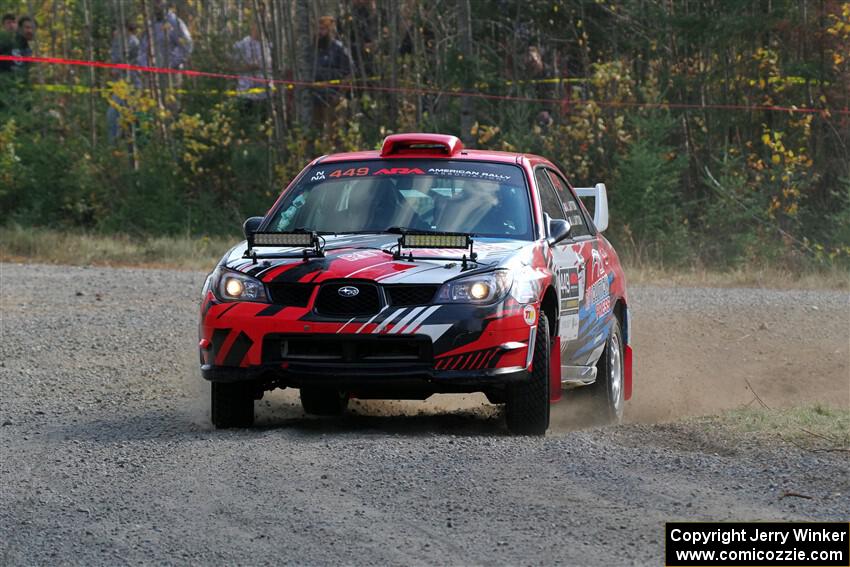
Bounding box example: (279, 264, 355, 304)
(311, 15, 352, 131)
(524, 45, 556, 131)
(0, 16, 35, 79)
(139, 2, 192, 98)
(231, 19, 271, 117)
(2, 14, 15, 33)
(107, 22, 141, 143)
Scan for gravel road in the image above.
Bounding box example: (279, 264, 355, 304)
(1, 262, 848, 565)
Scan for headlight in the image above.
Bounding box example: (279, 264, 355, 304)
(211, 268, 269, 303)
(436, 271, 512, 304)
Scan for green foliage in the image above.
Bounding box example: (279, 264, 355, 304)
(609, 115, 689, 264)
(0, 0, 848, 272)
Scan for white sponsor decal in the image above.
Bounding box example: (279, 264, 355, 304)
(310, 170, 326, 181)
(560, 314, 579, 341)
(338, 250, 383, 262)
(587, 274, 610, 308)
(426, 168, 512, 181)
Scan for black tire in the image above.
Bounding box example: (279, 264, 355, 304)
(484, 390, 506, 405)
(210, 382, 255, 429)
(584, 317, 625, 424)
(505, 313, 551, 435)
(300, 388, 349, 416)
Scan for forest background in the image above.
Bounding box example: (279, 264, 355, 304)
(1, 0, 848, 273)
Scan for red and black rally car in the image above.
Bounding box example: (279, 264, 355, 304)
(199, 133, 632, 434)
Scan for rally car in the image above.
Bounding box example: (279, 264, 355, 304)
(199, 133, 632, 435)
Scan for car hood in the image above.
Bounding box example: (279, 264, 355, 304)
(221, 233, 537, 285)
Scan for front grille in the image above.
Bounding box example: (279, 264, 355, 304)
(267, 283, 314, 307)
(263, 334, 433, 363)
(385, 285, 439, 306)
(315, 282, 381, 316)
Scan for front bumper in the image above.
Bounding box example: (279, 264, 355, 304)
(201, 361, 529, 389)
(199, 293, 538, 388)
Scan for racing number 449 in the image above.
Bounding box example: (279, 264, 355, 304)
(199, 133, 633, 435)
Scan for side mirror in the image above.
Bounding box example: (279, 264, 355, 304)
(547, 218, 571, 246)
(243, 216, 264, 239)
(574, 183, 609, 233)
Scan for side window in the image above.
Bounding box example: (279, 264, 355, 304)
(534, 169, 566, 222)
(547, 170, 592, 238)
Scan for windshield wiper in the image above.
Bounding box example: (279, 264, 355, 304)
(293, 227, 337, 236)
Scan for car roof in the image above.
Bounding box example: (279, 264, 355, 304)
(317, 148, 532, 165)
(313, 133, 553, 168)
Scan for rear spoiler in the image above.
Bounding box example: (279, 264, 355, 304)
(574, 183, 609, 233)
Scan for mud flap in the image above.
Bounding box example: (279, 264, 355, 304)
(624, 344, 633, 400)
(549, 336, 562, 403)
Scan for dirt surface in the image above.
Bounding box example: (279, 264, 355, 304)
(1, 263, 848, 565)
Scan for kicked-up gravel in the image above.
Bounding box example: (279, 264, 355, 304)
(0, 262, 847, 565)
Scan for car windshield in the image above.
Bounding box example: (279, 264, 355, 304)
(265, 160, 533, 240)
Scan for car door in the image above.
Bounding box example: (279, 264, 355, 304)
(546, 168, 611, 370)
(533, 168, 589, 362)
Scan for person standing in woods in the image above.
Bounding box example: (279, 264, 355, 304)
(138, 2, 192, 102)
(0, 14, 35, 109)
(231, 19, 272, 120)
(311, 15, 352, 132)
(107, 22, 141, 143)
(0, 16, 34, 77)
(524, 45, 556, 132)
(2, 14, 16, 33)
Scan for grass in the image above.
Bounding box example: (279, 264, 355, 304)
(626, 263, 849, 290)
(1, 226, 848, 289)
(692, 405, 850, 450)
(0, 226, 232, 271)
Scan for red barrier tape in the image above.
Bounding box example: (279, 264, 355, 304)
(2, 55, 848, 117)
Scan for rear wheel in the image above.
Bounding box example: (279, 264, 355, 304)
(505, 313, 551, 436)
(210, 382, 255, 428)
(300, 388, 350, 416)
(584, 317, 625, 424)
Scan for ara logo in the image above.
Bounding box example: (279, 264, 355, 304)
(310, 170, 326, 182)
(338, 286, 360, 298)
(373, 168, 425, 175)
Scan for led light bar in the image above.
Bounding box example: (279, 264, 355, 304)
(402, 232, 470, 249)
(253, 232, 315, 247)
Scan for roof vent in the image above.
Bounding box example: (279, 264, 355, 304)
(380, 133, 463, 157)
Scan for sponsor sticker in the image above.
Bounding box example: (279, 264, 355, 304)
(374, 167, 425, 175)
(523, 304, 537, 326)
(587, 273, 610, 309)
(557, 266, 583, 314)
(560, 313, 579, 340)
(426, 167, 512, 181)
(338, 250, 383, 261)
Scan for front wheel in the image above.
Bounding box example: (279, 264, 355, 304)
(505, 313, 551, 436)
(210, 382, 255, 429)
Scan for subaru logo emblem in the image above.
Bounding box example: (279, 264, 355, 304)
(338, 286, 360, 298)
